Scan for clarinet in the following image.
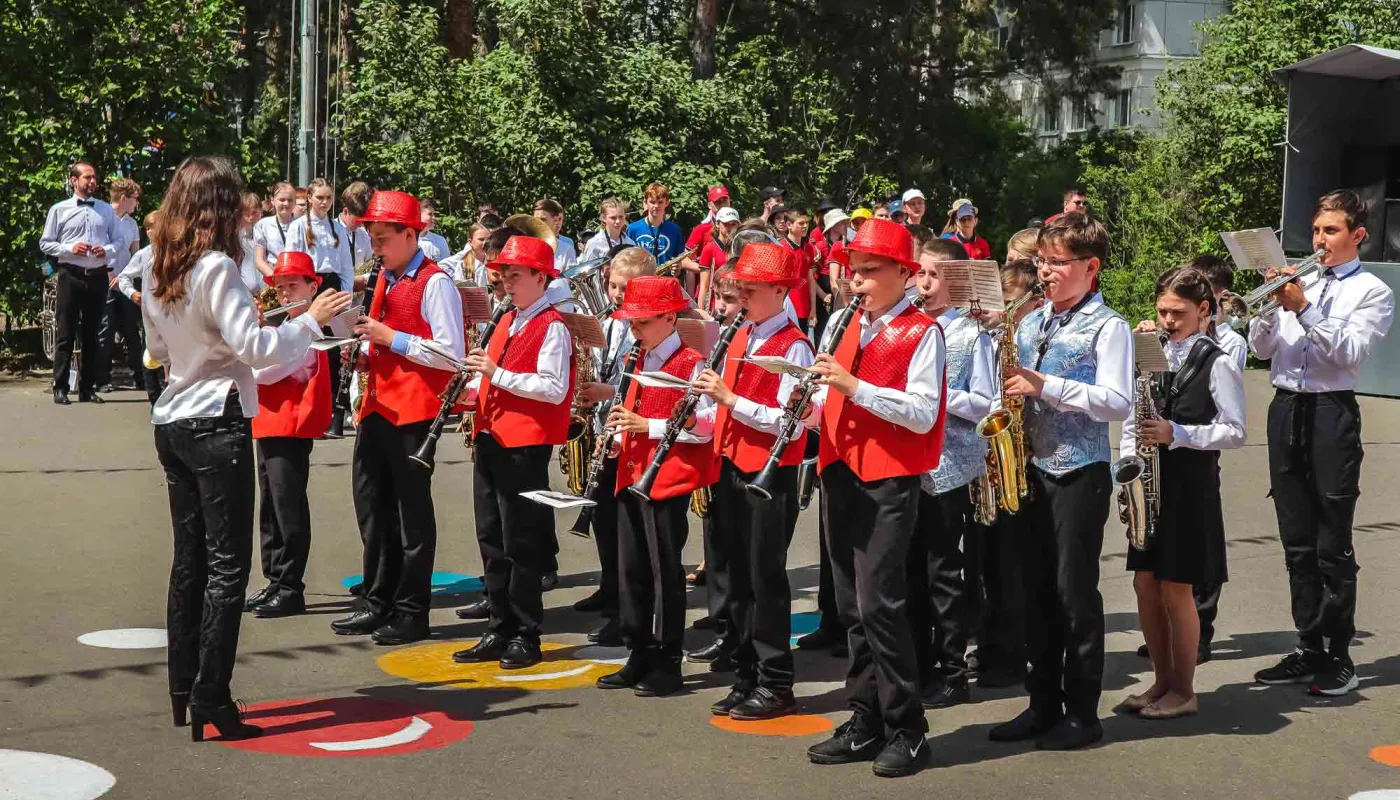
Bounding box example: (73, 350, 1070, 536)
(328, 259, 381, 437)
(628, 308, 748, 501)
(568, 342, 643, 537)
(408, 294, 514, 473)
(746, 293, 862, 501)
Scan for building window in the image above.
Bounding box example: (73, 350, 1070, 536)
(1112, 2, 1136, 45)
(1111, 89, 1133, 127)
(996, 23, 1012, 49)
(1041, 97, 1060, 134)
(1068, 100, 1090, 132)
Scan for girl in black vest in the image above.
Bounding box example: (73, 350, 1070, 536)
(1118, 268, 1246, 720)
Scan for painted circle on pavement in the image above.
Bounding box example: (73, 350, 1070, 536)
(1349, 792, 1400, 800)
(0, 749, 115, 799)
(710, 714, 835, 737)
(789, 612, 821, 645)
(76, 628, 167, 650)
(378, 641, 622, 690)
(1371, 746, 1400, 768)
(341, 572, 482, 595)
(210, 697, 473, 758)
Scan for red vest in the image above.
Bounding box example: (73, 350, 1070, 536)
(714, 321, 812, 473)
(359, 261, 454, 426)
(817, 306, 947, 481)
(475, 307, 576, 447)
(616, 342, 719, 501)
(253, 351, 332, 439)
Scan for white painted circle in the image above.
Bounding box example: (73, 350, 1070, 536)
(76, 628, 167, 650)
(0, 750, 115, 799)
(573, 645, 629, 665)
(1351, 792, 1400, 800)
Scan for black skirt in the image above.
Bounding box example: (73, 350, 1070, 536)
(1124, 448, 1228, 586)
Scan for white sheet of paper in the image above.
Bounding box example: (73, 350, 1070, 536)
(310, 337, 358, 351)
(627, 371, 693, 390)
(942, 260, 1006, 311)
(421, 339, 467, 368)
(1221, 228, 1287, 272)
(1132, 332, 1171, 373)
(520, 490, 596, 509)
(328, 307, 363, 339)
(740, 356, 813, 378)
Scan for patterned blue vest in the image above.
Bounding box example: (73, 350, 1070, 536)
(922, 313, 988, 495)
(1016, 299, 1124, 475)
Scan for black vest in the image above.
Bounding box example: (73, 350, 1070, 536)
(1157, 337, 1222, 426)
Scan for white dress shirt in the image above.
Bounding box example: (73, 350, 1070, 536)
(40, 195, 118, 270)
(546, 277, 578, 312)
(252, 346, 318, 386)
(287, 213, 355, 289)
(119, 245, 153, 300)
(237, 232, 262, 293)
(596, 316, 636, 389)
(380, 251, 466, 373)
(1033, 293, 1134, 422)
(555, 235, 579, 271)
(111, 215, 140, 276)
(695, 312, 815, 436)
(438, 248, 470, 282)
(464, 293, 571, 405)
(1214, 324, 1248, 372)
(1247, 258, 1396, 392)
(419, 231, 451, 262)
(935, 307, 997, 424)
(142, 251, 321, 424)
(808, 296, 945, 434)
(582, 230, 635, 261)
(1120, 333, 1246, 453)
(253, 214, 293, 262)
(635, 331, 714, 444)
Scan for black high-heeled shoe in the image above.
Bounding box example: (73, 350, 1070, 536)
(189, 701, 263, 742)
(171, 692, 190, 728)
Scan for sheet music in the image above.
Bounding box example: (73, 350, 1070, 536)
(941, 261, 1005, 311)
(459, 286, 493, 324)
(560, 312, 607, 348)
(520, 490, 596, 509)
(1221, 228, 1286, 272)
(627, 371, 693, 390)
(328, 307, 362, 339)
(677, 319, 719, 354)
(740, 356, 812, 378)
(1132, 332, 1171, 373)
(310, 337, 358, 351)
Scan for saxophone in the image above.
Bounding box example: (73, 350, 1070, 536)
(1112, 336, 1166, 551)
(559, 338, 597, 497)
(971, 284, 1045, 524)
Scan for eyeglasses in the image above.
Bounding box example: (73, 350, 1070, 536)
(1032, 255, 1090, 270)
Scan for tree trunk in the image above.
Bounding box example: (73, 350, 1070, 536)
(690, 0, 717, 79)
(445, 0, 476, 60)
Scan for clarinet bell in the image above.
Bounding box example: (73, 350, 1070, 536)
(567, 507, 594, 539)
(745, 462, 777, 501)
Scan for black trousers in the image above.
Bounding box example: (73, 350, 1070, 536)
(474, 432, 554, 643)
(589, 456, 622, 618)
(822, 461, 925, 735)
(815, 484, 843, 634)
(155, 396, 254, 707)
(712, 458, 798, 690)
(1020, 464, 1110, 722)
(977, 513, 1025, 671)
(53, 264, 107, 394)
(315, 272, 343, 420)
(256, 437, 314, 595)
(98, 287, 144, 385)
(617, 490, 690, 658)
(352, 413, 437, 619)
(701, 514, 731, 636)
(1267, 389, 1362, 657)
(908, 487, 976, 687)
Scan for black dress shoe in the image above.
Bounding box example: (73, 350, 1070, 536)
(500, 639, 542, 670)
(244, 584, 276, 612)
(795, 626, 842, 651)
(685, 638, 728, 664)
(541, 572, 559, 591)
(710, 686, 751, 715)
(53, 389, 71, 405)
(348, 582, 364, 597)
(254, 592, 306, 619)
(634, 662, 683, 697)
(372, 614, 430, 646)
(455, 597, 491, 620)
(729, 686, 796, 720)
(453, 632, 507, 663)
(989, 706, 1062, 743)
(331, 609, 386, 636)
(872, 730, 930, 778)
(921, 680, 970, 709)
(1035, 716, 1103, 751)
(807, 716, 883, 764)
(79, 391, 104, 404)
(597, 650, 652, 690)
(573, 590, 606, 612)
(1197, 644, 1211, 665)
(1136, 643, 1150, 658)
(588, 618, 623, 646)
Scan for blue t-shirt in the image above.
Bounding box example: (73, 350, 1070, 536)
(627, 218, 684, 265)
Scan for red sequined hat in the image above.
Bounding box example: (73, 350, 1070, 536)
(489, 235, 560, 278)
(358, 190, 425, 232)
(613, 276, 690, 319)
(732, 242, 802, 287)
(839, 217, 917, 270)
(265, 250, 319, 286)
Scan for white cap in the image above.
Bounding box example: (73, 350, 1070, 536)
(715, 207, 741, 224)
(902, 188, 926, 203)
(822, 208, 851, 231)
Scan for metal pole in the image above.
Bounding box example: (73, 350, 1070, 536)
(297, 0, 317, 186)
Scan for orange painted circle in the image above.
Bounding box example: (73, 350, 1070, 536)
(710, 713, 835, 737)
(1370, 745, 1400, 768)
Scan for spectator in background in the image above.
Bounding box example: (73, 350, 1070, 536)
(696, 207, 741, 310)
(582, 197, 635, 262)
(1046, 188, 1089, 225)
(440, 222, 492, 284)
(759, 186, 785, 222)
(941, 198, 992, 261)
(872, 200, 891, 221)
(627, 182, 684, 266)
(902, 188, 928, 226)
(535, 198, 578, 270)
(686, 185, 731, 253)
(237, 192, 263, 293)
(340, 182, 374, 285)
(418, 198, 451, 262)
(782, 207, 819, 334)
(98, 177, 143, 391)
(889, 198, 907, 225)
(476, 202, 501, 225)
(294, 187, 308, 218)
(850, 207, 872, 233)
(254, 182, 297, 279)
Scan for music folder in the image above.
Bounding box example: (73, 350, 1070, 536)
(310, 337, 358, 352)
(1221, 228, 1287, 272)
(626, 371, 694, 390)
(459, 286, 493, 325)
(328, 307, 362, 339)
(560, 312, 607, 348)
(941, 260, 1005, 312)
(1132, 332, 1171, 373)
(520, 490, 596, 509)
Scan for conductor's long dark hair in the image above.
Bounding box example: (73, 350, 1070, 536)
(152, 156, 245, 308)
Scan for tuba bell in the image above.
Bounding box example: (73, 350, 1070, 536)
(504, 214, 558, 253)
(563, 257, 613, 319)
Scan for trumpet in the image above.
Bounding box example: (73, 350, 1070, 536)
(971, 282, 1045, 523)
(1241, 248, 1327, 320)
(569, 342, 643, 537)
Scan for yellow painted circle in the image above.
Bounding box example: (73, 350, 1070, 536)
(377, 641, 621, 690)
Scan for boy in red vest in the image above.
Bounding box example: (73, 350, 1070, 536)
(451, 235, 575, 670)
(691, 242, 813, 720)
(244, 251, 334, 619)
(801, 217, 947, 778)
(331, 191, 465, 646)
(595, 276, 716, 697)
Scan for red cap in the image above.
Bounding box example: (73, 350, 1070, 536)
(732, 242, 802, 287)
(358, 190, 425, 232)
(613, 276, 690, 320)
(489, 235, 559, 278)
(265, 250, 319, 286)
(839, 217, 917, 270)
(707, 185, 730, 204)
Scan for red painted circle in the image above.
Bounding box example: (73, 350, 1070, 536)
(210, 697, 474, 758)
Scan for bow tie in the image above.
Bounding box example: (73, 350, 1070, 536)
(76, 198, 95, 207)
